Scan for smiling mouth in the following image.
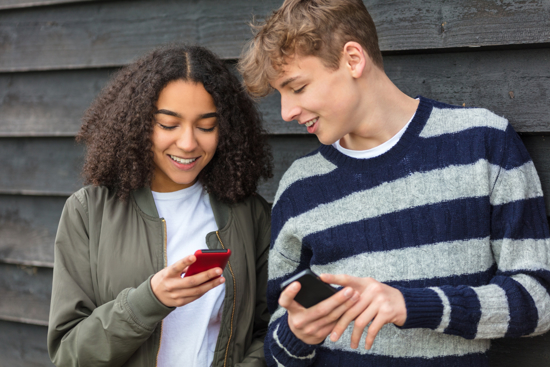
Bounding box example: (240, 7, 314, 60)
(304, 117, 318, 127)
(169, 154, 198, 164)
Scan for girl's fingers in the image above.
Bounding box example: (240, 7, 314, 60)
(172, 276, 225, 304)
(182, 267, 223, 287)
(169, 255, 196, 277)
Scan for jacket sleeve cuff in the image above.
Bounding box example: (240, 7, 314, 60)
(124, 275, 174, 330)
(273, 313, 319, 358)
(396, 286, 444, 330)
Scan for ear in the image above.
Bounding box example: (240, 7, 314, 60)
(342, 41, 368, 78)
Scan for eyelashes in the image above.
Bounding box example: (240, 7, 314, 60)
(156, 122, 217, 132)
(157, 122, 176, 130)
(293, 85, 306, 94)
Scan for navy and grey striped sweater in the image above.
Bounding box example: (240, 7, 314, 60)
(265, 97, 550, 367)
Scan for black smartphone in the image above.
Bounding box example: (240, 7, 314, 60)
(280, 269, 337, 308)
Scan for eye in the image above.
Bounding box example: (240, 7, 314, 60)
(198, 126, 217, 133)
(156, 122, 177, 130)
(293, 85, 306, 94)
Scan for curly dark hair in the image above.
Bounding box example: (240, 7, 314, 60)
(77, 44, 273, 203)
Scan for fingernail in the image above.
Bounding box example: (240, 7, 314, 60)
(219, 277, 225, 284)
(330, 332, 338, 341)
(216, 268, 222, 275)
(351, 292, 360, 301)
(344, 287, 353, 297)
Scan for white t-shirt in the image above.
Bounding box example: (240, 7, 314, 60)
(333, 111, 415, 159)
(153, 182, 224, 367)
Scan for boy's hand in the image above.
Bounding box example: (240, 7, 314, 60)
(320, 274, 406, 350)
(279, 281, 360, 345)
(151, 255, 225, 307)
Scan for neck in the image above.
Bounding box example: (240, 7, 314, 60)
(340, 68, 419, 151)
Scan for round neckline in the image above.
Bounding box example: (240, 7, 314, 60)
(151, 180, 203, 201)
(320, 96, 432, 170)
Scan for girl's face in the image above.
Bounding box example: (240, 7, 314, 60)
(150, 80, 219, 192)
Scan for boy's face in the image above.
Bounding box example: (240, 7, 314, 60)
(271, 54, 362, 145)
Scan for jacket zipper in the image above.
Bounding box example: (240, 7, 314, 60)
(155, 219, 168, 366)
(216, 231, 236, 367)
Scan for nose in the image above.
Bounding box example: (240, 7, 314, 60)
(175, 126, 198, 152)
(280, 93, 300, 122)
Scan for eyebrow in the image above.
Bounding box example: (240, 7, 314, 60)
(279, 76, 300, 89)
(154, 109, 219, 119)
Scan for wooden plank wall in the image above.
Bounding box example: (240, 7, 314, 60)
(0, 0, 548, 365)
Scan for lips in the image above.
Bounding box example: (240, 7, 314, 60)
(303, 117, 318, 127)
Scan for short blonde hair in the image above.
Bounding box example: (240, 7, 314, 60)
(239, 0, 383, 97)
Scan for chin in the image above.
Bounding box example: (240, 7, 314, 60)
(317, 134, 340, 146)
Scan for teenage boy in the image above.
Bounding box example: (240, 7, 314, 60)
(239, 0, 550, 366)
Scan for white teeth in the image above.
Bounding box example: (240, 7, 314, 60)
(305, 117, 318, 127)
(170, 155, 197, 164)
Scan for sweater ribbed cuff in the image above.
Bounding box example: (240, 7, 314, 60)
(396, 287, 444, 330)
(125, 275, 174, 330)
(274, 313, 320, 357)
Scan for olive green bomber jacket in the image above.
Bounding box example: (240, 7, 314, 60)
(47, 185, 271, 367)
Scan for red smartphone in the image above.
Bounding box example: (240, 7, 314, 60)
(184, 249, 231, 277)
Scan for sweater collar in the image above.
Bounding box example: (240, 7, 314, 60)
(132, 186, 230, 229)
(319, 95, 433, 170)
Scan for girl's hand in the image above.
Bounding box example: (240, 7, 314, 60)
(151, 255, 225, 307)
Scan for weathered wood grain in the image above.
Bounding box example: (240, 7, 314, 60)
(0, 321, 53, 366)
(0, 138, 84, 195)
(0, 0, 93, 10)
(0, 195, 66, 267)
(1, 0, 549, 71)
(0, 68, 111, 136)
(370, 0, 550, 51)
(522, 134, 550, 213)
(0, 264, 52, 325)
(489, 332, 550, 367)
(1, 48, 549, 136)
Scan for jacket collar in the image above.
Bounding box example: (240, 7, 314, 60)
(132, 186, 230, 229)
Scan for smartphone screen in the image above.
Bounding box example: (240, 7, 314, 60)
(280, 269, 337, 308)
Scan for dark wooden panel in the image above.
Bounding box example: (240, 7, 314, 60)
(2, 48, 550, 136)
(489, 332, 550, 367)
(0, 321, 53, 366)
(370, 0, 550, 52)
(0, 0, 93, 10)
(0, 0, 277, 71)
(522, 134, 550, 214)
(0, 195, 66, 267)
(1, 0, 549, 71)
(0, 263, 52, 325)
(0, 68, 111, 136)
(0, 137, 84, 195)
